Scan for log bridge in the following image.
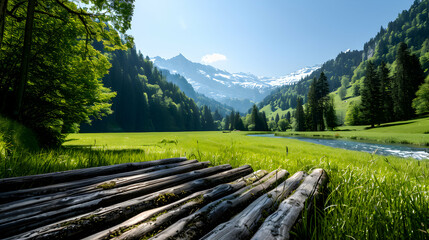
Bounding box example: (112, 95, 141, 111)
(0, 157, 328, 240)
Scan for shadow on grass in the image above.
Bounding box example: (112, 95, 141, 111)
(364, 121, 416, 130)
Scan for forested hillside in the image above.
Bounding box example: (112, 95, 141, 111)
(160, 70, 233, 116)
(260, 0, 429, 119)
(81, 47, 216, 132)
(0, 0, 134, 147)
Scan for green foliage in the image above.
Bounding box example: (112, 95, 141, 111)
(249, 105, 268, 131)
(1, 130, 425, 238)
(294, 97, 305, 131)
(81, 47, 215, 132)
(413, 76, 429, 114)
(0, 0, 122, 147)
(338, 86, 347, 100)
(324, 96, 338, 130)
(361, 61, 383, 127)
(345, 101, 364, 126)
(161, 70, 233, 117)
(277, 118, 291, 131)
(0, 115, 39, 153)
(260, 0, 429, 124)
(393, 43, 426, 120)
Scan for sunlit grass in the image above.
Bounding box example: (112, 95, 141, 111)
(277, 116, 429, 146)
(1, 131, 428, 239)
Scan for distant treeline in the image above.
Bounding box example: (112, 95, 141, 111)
(260, 0, 429, 122)
(82, 46, 217, 132)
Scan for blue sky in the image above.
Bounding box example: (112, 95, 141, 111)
(128, 0, 415, 77)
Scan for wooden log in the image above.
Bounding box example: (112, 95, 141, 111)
(0, 157, 188, 192)
(0, 161, 207, 224)
(0, 160, 199, 206)
(6, 165, 253, 240)
(151, 169, 289, 240)
(84, 170, 268, 240)
(0, 162, 229, 238)
(202, 171, 306, 240)
(251, 168, 328, 240)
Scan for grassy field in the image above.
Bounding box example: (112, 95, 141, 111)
(278, 115, 429, 146)
(0, 130, 426, 239)
(1, 115, 429, 239)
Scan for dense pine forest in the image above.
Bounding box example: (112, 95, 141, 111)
(260, 0, 429, 128)
(81, 46, 217, 133)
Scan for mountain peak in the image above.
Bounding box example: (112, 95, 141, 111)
(171, 53, 188, 61)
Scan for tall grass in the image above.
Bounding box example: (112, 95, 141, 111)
(0, 131, 428, 239)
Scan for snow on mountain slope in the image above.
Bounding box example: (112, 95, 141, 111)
(151, 54, 320, 103)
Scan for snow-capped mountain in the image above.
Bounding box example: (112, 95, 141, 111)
(151, 54, 319, 105)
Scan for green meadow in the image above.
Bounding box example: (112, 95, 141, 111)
(0, 128, 427, 239)
(278, 115, 429, 146)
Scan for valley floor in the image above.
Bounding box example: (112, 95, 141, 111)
(278, 115, 429, 146)
(1, 127, 428, 239)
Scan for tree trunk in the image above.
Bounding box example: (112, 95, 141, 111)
(202, 171, 306, 240)
(151, 169, 289, 240)
(0, 162, 225, 238)
(251, 169, 328, 240)
(0, 161, 208, 225)
(0, 160, 192, 205)
(0, 0, 7, 49)
(84, 170, 268, 240)
(13, 0, 36, 119)
(0, 157, 187, 193)
(8, 165, 253, 240)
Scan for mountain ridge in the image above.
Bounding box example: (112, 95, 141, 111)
(151, 54, 319, 112)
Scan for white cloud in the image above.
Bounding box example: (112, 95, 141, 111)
(201, 53, 227, 64)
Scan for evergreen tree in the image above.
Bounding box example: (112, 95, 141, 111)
(229, 110, 235, 130)
(361, 61, 382, 127)
(275, 113, 280, 123)
(286, 111, 291, 122)
(213, 109, 222, 121)
(325, 96, 337, 130)
(393, 42, 425, 120)
(294, 97, 306, 131)
(201, 105, 216, 130)
(235, 112, 245, 131)
(377, 61, 393, 122)
(306, 78, 318, 131)
(316, 72, 329, 130)
(261, 112, 269, 131)
(224, 114, 230, 130)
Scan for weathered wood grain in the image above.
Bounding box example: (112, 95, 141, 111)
(202, 171, 307, 240)
(251, 168, 328, 240)
(0, 157, 187, 193)
(0, 162, 230, 238)
(0, 161, 206, 224)
(0, 160, 199, 210)
(7, 165, 253, 240)
(151, 169, 289, 240)
(84, 170, 268, 240)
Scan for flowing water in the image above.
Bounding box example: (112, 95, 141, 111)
(249, 134, 429, 160)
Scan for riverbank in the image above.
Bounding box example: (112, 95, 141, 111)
(1, 131, 428, 239)
(276, 116, 429, 146)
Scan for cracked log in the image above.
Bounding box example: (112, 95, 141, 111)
(7, 165, 253, 240)
(251, 168, 328, 240)
(84, 170, 268, 240)
(0, 160, 199, 209)
(202, 171, 307, 240)
(151, 169, 289, 240)
(0, 160, 206, 224)
(0, 157, 188, 193)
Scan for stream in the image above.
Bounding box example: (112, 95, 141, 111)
(249, 134, 429, 160)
